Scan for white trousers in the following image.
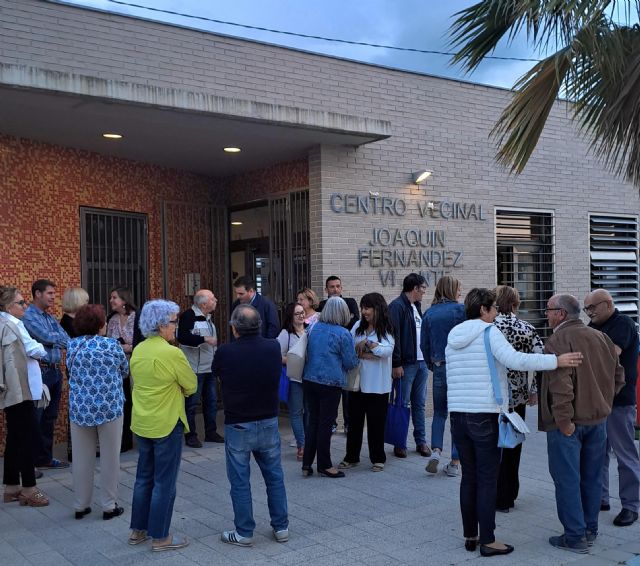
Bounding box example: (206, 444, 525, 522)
(70, 416, 123, 512)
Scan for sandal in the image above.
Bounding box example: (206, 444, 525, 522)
(3, 490, 21, 503)
(18, 489, 49, 507)
(371, 463, 385, 472)
(338, 460, 358, 469)
(151, 534, 189, 552)
(128, 530, 150, 546)
(127, 529, 151, 546)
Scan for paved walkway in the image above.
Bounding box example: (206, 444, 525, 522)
(1, 411, 639, 565)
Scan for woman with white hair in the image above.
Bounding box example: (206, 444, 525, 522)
(301, 296, 359, 478)
(128, 300, 197, 552)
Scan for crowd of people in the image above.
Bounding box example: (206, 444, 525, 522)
(0, 272, 638, 557)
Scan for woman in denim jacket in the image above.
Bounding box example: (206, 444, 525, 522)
(301, 297, 359, 478)
(421, 276, 466, 476)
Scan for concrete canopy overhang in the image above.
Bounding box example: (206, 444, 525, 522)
(0, 63, 391, 177)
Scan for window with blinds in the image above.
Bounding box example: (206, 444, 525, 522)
(496, 210, 555, 337)
(589, 215, 639, 321)
(80, 207, 148, 311)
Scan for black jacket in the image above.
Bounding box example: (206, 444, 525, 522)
(214, 334, 282, 424)
(589, 309, 638, 406)
(230, 293, 280, 340)
(388, 293, 422, 368)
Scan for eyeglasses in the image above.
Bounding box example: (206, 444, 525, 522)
(166, 319, 178, 325)
(11, 300, 27, 307)
(294, 312, 305, 317)
(583, 300, 607, 314)
(545, 307, 564, 313)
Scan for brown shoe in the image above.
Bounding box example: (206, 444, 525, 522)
(18, 489, 49, 507)
(394, 447, 407, 458)
(416, 444, 432, 457)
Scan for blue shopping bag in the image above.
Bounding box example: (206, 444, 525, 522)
(384, 379, 410, 447)
(278, 366, 290, 403)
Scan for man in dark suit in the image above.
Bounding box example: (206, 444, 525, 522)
(214, 305, 289, 547)
(318, 275, 359, 330)
(230, 276, 280, 339)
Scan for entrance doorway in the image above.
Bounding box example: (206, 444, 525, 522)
(229, 191, 310, 314)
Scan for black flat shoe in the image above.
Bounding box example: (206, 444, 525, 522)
(480, 544, 514, 557)
(75, 507, 91, 520)
(465, 538, 478, 551)
(613, 508, 639, 527)
(103, 505, 124, 520)
(318, 469, 345, 478)
(301, 467, 314, 477)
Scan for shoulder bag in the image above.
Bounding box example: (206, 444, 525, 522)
(384, 379, 410, 446)
(286, 327, 310, 381)
(483, 326, 530, 448)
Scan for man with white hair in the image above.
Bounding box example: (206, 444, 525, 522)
(541, 293, 625, 553)
(177, 289, 223, 448)
(585, 288, 640, 527)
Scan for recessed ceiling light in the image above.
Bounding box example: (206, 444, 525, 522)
(231, 221, 243, 226)
(224, 147, 241, 153)
(102, 133, 123, 139)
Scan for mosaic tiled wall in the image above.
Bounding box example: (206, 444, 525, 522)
(0, 134, 310, 452)
(0, 134, 222, 451)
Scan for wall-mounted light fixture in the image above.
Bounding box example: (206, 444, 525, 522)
(412, 169, 432, 184)
(411, 169, 433, 195)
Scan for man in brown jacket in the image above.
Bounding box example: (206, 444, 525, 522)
(540, 294, 625, 554)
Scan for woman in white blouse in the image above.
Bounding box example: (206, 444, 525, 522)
(0, 286, 49, 507)
(276, 303, 306, 460)
(339, 293, 394, 472)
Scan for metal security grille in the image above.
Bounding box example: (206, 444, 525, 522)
(80, 207, 148, 310)
(496, 210, 555, 337)
(589, 215, 639, 321)
(269, 190, 310, 312)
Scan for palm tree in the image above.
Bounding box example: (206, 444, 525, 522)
(449, 1, 640, 188)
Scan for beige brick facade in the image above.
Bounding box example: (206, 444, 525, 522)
(1, 0, 637, 307)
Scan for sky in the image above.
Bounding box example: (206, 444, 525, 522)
(58, 0, 543, 89)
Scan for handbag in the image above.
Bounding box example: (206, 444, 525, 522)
(483, 326, 530, 448)
(286, 328, 310, 381)
(278, 365, 290, 403)
(343, 363, 361, 392)
(384, 379, 410, 447)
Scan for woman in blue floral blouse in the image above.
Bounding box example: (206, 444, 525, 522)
(66, 304, 129, 521)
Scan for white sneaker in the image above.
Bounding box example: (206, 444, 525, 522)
(221, 530, 253, 547)
(273, 528, 289, 543)
(443, 462, 460, 477)
(426, 452, 440, 474)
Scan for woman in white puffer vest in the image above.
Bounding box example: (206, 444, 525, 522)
(445, 287, 582, 558)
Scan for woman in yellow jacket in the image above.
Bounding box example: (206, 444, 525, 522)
(128, 300, 197, 552)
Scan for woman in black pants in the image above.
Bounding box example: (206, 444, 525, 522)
(0, 286, 49, 507)
(493, 285, 544, 512)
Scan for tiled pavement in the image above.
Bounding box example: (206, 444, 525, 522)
(1, 411, 639, 566)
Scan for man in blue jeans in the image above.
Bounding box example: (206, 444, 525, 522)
(388, 273, 431, 459)
(214, 304, 289, 547)
(22, 279, 70, 469)
(541, 294, 625, 554)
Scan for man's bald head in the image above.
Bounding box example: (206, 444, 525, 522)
(584, 288, 614, 325)
(194, 289, 217, 314)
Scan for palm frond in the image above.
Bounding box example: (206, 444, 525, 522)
(449, 0, 615, 73)
(491, 48, 572, 172)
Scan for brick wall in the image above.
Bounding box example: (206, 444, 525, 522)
(1, 0, 635, 306)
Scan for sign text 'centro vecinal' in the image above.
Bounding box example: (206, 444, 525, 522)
(329, 193, 487, 287)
